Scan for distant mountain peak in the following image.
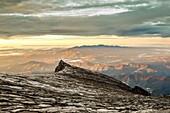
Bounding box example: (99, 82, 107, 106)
(72, 44, 126, 49)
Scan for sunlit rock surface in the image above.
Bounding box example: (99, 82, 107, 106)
(0, 61, 170, 113)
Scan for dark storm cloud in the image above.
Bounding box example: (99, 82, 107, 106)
(119, 24, 170, 37)
(0, 0, 170, 38)
(0, 0, 25, 6)
(119, 26, 161, 36)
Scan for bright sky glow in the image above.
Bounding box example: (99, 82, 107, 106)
(0, 35, 170, 49)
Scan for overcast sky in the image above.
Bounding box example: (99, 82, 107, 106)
(0, 0, 170, 48)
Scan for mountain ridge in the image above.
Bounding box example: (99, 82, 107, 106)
(2, 61, 55, 74)
(72, 44, 127, 49)
(55, 60, 151, 96)
(114, 73, 170, 96)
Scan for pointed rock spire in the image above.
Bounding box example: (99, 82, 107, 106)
(55, 60, 71, 72)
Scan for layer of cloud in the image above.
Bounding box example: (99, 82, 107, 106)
(0, 0, 170, 38)
(0, 7, 129, 17)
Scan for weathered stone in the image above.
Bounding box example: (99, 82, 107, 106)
(132, 86, 151, 96)
(0, 61, 170, 112)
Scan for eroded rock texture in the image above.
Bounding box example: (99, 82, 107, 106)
(0, 61, 170, 113)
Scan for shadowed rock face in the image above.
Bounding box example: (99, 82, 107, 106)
(55, 60, 66, 72)
(55, 60, 71, 72)
(132, 86, 151, 96)
(0, 60, 170, 113)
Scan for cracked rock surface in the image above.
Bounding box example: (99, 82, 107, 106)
(0, 61, 170, 113)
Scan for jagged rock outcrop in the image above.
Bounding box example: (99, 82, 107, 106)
(0, 60, 170, 113)
(55, 60, 71, 72)
(55, 60, 151, 96)
(132, 86, 151, 96)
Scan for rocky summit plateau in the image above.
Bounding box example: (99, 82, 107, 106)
(0, 60, 170, 113)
